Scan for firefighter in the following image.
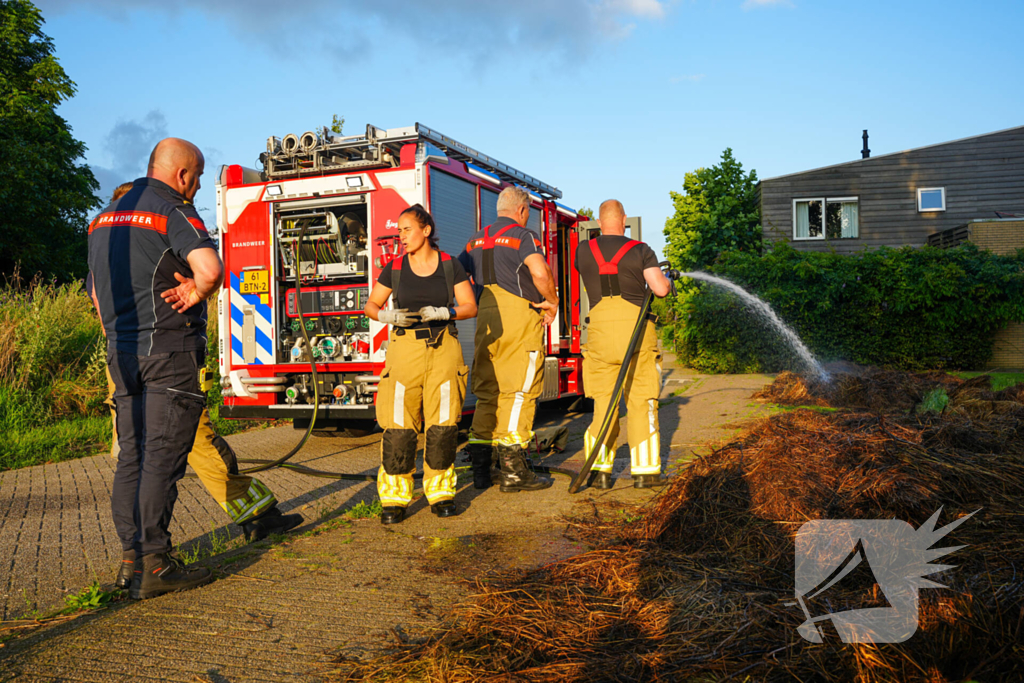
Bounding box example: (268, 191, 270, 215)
(575, 199, 672, 489)
(457, 186, 558, 492)
(88, 138, 225, 599)
(364, 204, 477, 524)
(89, 183, 303, 593)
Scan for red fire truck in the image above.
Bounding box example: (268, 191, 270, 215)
(215, 123, 624, 433)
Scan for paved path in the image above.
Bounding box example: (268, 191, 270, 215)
(0, 357, 775, 681)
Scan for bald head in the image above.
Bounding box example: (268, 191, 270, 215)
(147, 138, 205, 201)
(598, 199, 626, 235)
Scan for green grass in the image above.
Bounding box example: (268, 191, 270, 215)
(952, 371, 1024, 392)
(343, 499, 383, 520)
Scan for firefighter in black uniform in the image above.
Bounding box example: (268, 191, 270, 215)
(88, 138, 223, 599)
(364, 204, 477, 524)
(575, 199, 672, 489)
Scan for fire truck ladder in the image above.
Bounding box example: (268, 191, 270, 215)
(262, 123, 562, 200)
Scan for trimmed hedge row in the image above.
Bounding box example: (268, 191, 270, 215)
(663, 242, 1024, 373)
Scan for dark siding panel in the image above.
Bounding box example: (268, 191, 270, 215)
(760, 126, 1024, 251)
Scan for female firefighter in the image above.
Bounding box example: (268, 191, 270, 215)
(364, 204, 477, 524)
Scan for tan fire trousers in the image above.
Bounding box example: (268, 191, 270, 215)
(469, 285, 545, 448)
(583, 296, 663, 476)
(105, 368, 276, 525)
(375, 326, 468, 507)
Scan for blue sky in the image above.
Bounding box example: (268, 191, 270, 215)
(39, 0, 1024, 257)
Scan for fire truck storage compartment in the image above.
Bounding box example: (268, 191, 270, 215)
(274, 196, 372, 368)
(429, 168, 483, 404)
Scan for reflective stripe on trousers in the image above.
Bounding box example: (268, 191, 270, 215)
(582, 296, 663, 476)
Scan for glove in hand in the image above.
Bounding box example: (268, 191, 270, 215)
(419, 306, 451, 322)
(378, 308, 422, 328)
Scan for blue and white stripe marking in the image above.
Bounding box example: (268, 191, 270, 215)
(229, 272, 274, 365)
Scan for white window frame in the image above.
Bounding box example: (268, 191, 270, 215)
(826, 196, 860, 239)
(917, 187, 946, 212)
(792, 197, 826, 241)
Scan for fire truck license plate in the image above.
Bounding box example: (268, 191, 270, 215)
(240, 270, 269, 294)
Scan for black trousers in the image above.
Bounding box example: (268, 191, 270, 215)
(107, 349, 206, 556)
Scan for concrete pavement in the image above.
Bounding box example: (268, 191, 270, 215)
(0, 355, 775, 681)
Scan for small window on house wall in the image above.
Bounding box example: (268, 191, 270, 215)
(918, 187, 945, 212)
(793, 198, 858, 240)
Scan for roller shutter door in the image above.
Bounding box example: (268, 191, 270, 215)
(481, 188, 499, 229)
(526, 204, 542, 238)
(429, 169, 479, 407)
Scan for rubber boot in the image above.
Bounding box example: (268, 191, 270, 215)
(129, 553, 214, 600)
(633, 474, 667, 489)
(497, 444, 553, 493)
(588, 471, 614, 490)
(115, 549, 135, 589)
(240, 506, 304, 543)
(468, 445, 495, 490)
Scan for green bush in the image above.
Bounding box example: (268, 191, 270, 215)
(668, 242, 1024, 373)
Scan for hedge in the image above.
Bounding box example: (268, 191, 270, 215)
(663, 242, 1024, 373)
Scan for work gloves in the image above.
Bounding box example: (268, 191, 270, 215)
(418, 306, 452, 321)
(378, 308, 421, 327)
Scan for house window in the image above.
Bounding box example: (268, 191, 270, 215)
(918, 187, 945, 212)
(794, 197, 859, 240)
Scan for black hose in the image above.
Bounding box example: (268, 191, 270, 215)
(568, 289, 654, 494)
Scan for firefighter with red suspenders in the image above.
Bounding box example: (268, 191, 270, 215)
(575, 200, 672, 489)
(364, 204, 477, 524)
(457, 186, 559, 493)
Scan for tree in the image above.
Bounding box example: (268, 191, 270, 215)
(0, 0, 99, 282)
(329, 114, 345, 135)
(578, 206, 594, 219)
(663, 148, 760, 272)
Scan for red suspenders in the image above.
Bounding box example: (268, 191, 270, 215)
(389, 251, 455, 309)
(589, 238, 641, 297)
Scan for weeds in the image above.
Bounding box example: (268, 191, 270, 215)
(63, 581, 117, 612)
(343, 499, 383, 520)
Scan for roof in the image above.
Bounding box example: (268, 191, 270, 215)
(759, 124, 1024, 183)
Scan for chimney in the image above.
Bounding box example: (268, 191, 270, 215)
(861, 130, 870, 159)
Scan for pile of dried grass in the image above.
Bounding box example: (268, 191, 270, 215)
(333, 374, 1024, 682)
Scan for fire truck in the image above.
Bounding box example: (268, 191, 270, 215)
(215, 123, 634, 434)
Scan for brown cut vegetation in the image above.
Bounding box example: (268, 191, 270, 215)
(331, 372, 1024, 683)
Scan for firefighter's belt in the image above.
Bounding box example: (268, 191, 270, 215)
(395, 323, 457, 347)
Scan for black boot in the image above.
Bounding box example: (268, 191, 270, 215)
(115, 549, 135, 589)
(240, 507, 304, 543)
(129, 553, 214, 600)
(430, 500, 458, 517)
(380, 506, 406, 524)
(468, 444, 495, 490)
(588, 471, 614, 490)
(633, 474, 668, 489)
(497, 444, 553, 493)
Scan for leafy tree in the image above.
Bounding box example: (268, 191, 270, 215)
(663, 148, 760, 272)
(329, 114, 344, 135)
(0, 0, 99, 282)
(578, 206, 594, 219)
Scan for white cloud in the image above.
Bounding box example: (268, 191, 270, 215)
(37, 0, 669, 64)
(669, 73, 705, 83)
(742, 0, 794, 9)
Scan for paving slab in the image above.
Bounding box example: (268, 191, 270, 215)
(0, 354, 776, 681)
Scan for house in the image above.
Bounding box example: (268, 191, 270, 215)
(758, 125, 1024, 253)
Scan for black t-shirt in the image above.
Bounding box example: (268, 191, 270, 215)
(457, 216, 544, 303)
(87, 177, 217, 355)
(378, 252, 469, 330)
(575, 235, 659, 309)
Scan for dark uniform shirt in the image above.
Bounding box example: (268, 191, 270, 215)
(87, 177, 217, 355)
(575, 235, 659, 309)
(457, 216, 544, 304)
(378, 253, 469, 330)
